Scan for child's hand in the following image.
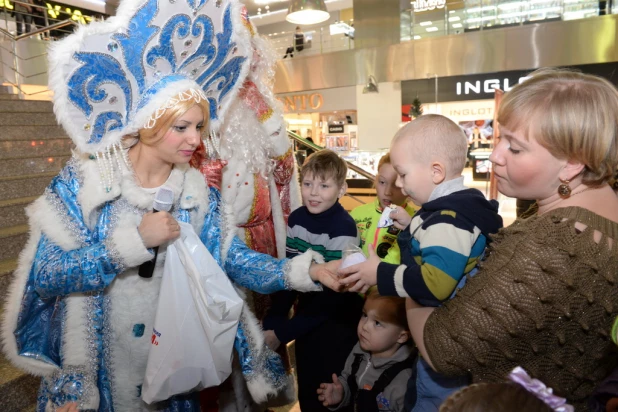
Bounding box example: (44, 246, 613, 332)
(317, 373, 344, 407)
(263, 330, 281, 351)
(389, 205, 412, 230)
(310, 260, 344, 292)
(338, 245, 380, 293)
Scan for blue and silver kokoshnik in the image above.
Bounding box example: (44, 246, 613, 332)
(48, 0, 252, 156)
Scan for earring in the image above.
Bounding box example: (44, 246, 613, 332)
(558, 179, 572, 198)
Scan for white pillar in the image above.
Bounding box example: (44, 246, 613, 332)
(356, 81, 402, 151)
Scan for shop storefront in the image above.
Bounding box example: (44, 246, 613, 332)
(276, 85, 357, 149)
(402, 62, 618, 179)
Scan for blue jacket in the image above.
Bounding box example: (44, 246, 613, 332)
(2, 156, 322, 411)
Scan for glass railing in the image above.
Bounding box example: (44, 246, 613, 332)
(268, 21, 355, 60)
(405, 0, 604, 41)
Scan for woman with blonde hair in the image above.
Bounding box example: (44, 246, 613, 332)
(403, 68, 618, 411)
(1, 0, 340, 410)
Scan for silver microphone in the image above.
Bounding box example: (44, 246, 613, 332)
(139, 186, 174, 278)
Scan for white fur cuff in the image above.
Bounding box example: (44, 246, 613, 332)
(286, 250, 324, 292)
(108, 213, 153, 268)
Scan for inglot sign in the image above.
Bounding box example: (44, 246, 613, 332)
(401, 63, 618, 104)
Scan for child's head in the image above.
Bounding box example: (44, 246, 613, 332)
(440, 383, 553, 412)
(300, 150, 347, 214)
(390, 114, 468, 205)
(358, 289, 410, 358)
(375, 153, 408, 209)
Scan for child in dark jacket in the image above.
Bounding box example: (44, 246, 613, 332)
(263, 150, 363, 412)
(317, 290, 415, 412)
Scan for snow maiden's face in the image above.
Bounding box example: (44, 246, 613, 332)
(151, 105, 205, 165)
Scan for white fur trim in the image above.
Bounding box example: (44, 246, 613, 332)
(246, 375, 276, 405)
(220, 197, 238, 260)
(268, 179, 286, 259)
(1, 228, 58, 376)
(27, 194, 82, 251)
(238, 307, 272, 404)
(182, 168, 210, 234)
(288, 161, 302, 212)
(119, 162, 188, 210)
(394, 265, 409, 298)
(109, 212, 153, 267)
(286, 250, 323, 292)
(75, 152, 121, 227)
(107, 265, 164, 410)
(63, 294, 100, 409)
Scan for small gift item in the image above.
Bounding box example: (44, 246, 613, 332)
(378, 205, 397, 228)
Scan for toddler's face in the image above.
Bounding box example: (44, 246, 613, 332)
(301, 172, 345, 214)
(357, 299, 408, 358)
(390, 138, 435, 205)
(375, 163, 408, 210)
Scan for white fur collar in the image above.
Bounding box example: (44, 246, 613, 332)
(72, 153, 207, 221)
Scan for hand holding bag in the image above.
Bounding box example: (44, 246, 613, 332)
(142, 222, 244, 404)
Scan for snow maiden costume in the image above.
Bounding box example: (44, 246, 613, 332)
(1, 0, 325, 410)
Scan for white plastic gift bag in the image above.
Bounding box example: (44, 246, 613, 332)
(142, 222, 244, 404)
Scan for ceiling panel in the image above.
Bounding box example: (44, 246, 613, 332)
(242, 0, 291, 16)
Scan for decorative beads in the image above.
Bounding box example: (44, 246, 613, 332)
(84, 124, 91, 131)
(107, 42, 119, 52)
(109, 96, 118, 104)
(184, 39, 192, 47)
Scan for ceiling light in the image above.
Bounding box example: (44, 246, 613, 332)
(448, 16, 460, 21)
(286, 0, 330, 25)
(452, 22, 463, 28)
(413, 35, 421, 39)
(426, 27, 438, 32)
(419, 21, 432, 26)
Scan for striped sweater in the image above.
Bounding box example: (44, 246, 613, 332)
(264, 201, 362, 345)
(285, 202, 359, 261)
(377, 178, 503, 307)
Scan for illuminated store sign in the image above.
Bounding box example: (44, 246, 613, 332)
(402, 63, 618, 103)
(328, 125, 344, 133)
(456, 77, 530, 96)
(1, 0, 101, 24)
(277, 93, 324, 113)
(412, 0, 446, 12)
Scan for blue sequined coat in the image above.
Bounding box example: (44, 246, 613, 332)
(1, 155, 322, 411)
